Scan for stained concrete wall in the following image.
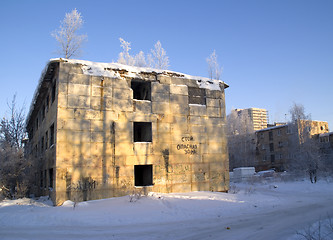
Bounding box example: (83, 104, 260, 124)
(27, 61, 229, 205)
(25, 62, 59, 200)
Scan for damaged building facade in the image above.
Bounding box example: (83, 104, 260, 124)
(25, 59, 229, 205)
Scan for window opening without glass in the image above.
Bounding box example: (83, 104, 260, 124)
(134, 122, 152, 142)
(188, 87, 206, 105)
(131, 80, 151, 101)
(134, 165, 153, 186)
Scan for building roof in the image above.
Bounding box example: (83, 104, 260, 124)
(59, 59, 229, 90)
(319, 132, 333, 137)
(26, 58, 229, 128)
(256, 124, 288, 133)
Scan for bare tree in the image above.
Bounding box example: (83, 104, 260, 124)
(296, 217, 333, 240)
(227, 109, 256, 170)
(117, 38, 148, 67)
(52, 9, 87, 59)
(206, 50, 222, 80)
(227, 109, 253, 136)
(117, 39, 169, 69)
(148, 41, 169, 69)
(286, 103, 327, 182)
(0, 147, 33, 199)
(134, 51, 147, 67)
(289, 102, 311, 123)
(0, 94, 26, 149)
(0, 95, 33, 199)
(117, 38, 135, 66)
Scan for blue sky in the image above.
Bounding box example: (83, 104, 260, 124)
(1, 0, 332, 128)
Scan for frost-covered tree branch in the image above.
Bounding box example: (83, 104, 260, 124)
(118, 38, 136, 66)
(207, 50, 222, 80)
(286, 103, 331, 182)
(227, 109, 254, 136)
(117, 38, 146, 67)
(134, 51, 147, 67)
(116, 39, 169, 69)
(289, 102, 311, 122)
(52, 9, 87, 59)
(149, 41, 169, 70)
(227, 109, 256, 170)
(0, 94, 33, 199)
(0, 94, 26, 149)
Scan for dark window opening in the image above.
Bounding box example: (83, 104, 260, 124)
(45, 131, 48, 149)
(134, 122, 152, 142)
(270, 143, 274, 152)
(271, 154, 275, 163)
(41, 137, 44, 152)
(40, 171, 43, 188)
(269, 131, 273, 141)
(49, 168, 53, 188)
(188, 87, 206, 105)
(44, 170, 47, 188)
(46, 94, 49, 112)
(41, 105, 45, 120)
(29, 127, 34, 140)
(131, 80, 151, 101)
(50, 123, 55, 146)
(134, 165, 153, 186)
(51, 82, 56, 103)
(35, 173, 38, 186)
(35, 145, 38, 158)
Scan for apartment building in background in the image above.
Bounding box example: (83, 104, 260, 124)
(255, 120, 329, 171)
(234, 108, 268, 131)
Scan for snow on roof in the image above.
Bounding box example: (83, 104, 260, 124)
(55, 58, 228, 91)
(26, 58, 228, 127)
(319, 132, 333, 137)
(256, 124, 288, 133)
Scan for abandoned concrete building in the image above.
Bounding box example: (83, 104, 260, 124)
(25, 59, 229, 205)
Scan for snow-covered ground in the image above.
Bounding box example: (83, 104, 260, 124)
(1, 179, 333, 240)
